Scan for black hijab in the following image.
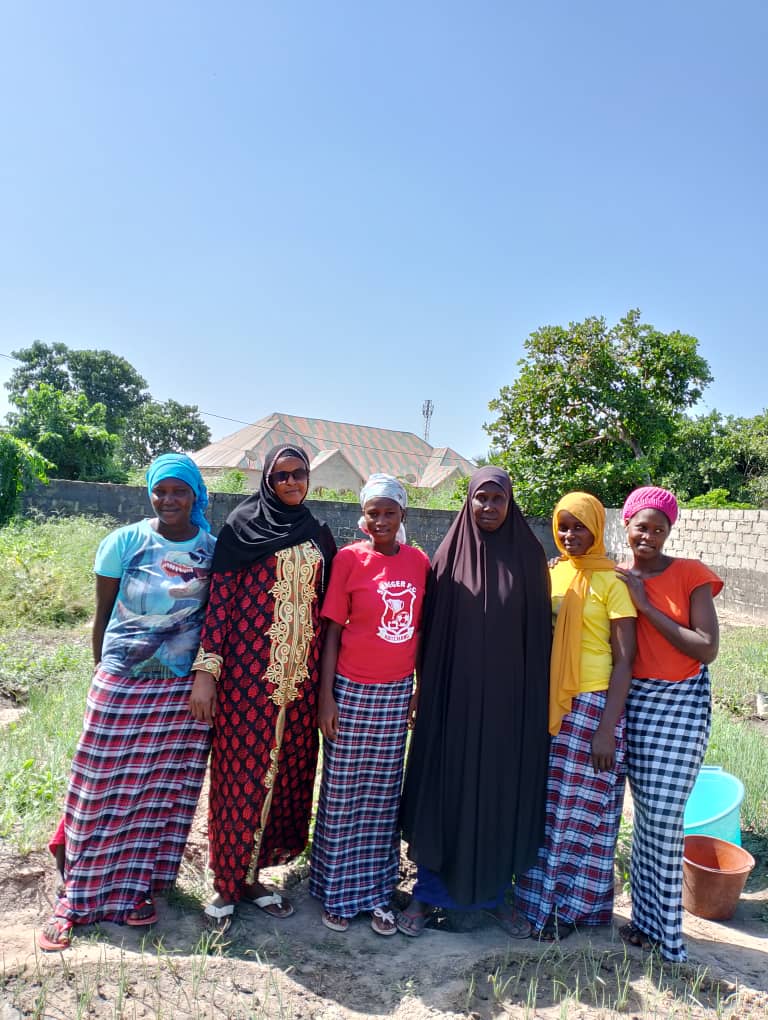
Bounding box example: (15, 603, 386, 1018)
(212, 445, 336, 576)
(400, 467, 552, 906)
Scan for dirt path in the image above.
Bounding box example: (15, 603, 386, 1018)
(2, 819, 767, 1020)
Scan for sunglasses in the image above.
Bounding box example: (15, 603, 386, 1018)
(271, 468, 308, 484)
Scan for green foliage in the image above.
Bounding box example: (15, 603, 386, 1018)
(0, 433, 52, 525)
(308, 487, 359, 503)
(659, 409, 768, 507)
(7, 341, 148, 433)
(706, 709, 768, 836)
(308, 484, 465, 510)
(486, 310, 712, 514)
(682, 489, 754, 509)
(207, 468, 248, 494)
(0, 636, 93, 847)
(118, 398, 211, 469)
(0, 516, 114, 628)
(8, 383, 126, 481)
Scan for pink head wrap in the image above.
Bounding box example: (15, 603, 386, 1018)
(622, 486, 679, 526)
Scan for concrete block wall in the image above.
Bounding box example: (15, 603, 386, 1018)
(21, 481, 767, 618)
(22, 479, 555, 562)
(605, 508, 768, 622)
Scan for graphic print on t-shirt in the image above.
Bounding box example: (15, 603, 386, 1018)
(377, 580, 417, 644)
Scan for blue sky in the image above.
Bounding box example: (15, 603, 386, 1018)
(0, 1, 765, 461)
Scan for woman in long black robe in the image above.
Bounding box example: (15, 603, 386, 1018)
(399, 467, 551, 935)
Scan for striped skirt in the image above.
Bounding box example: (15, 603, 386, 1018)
(309, 674, 412, 917)
(54, 669, 211, 926)
(515, 692, 626, 930)
(625, 667, 711, 961)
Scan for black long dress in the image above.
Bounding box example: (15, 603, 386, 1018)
(400, 467, 551, 906)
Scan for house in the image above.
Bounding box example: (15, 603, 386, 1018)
(191, 412, 475, 493)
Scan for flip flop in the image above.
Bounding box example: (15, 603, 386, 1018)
(38, 917, 73, 952)
(322, 910, 349, 932)
(485, 907, 532, 939)
(204, 897, 235, 934)
(534, 918, 576, 942)
(126, 896, 158, 927)
(370, 907, 397, 936)
(243, 890, 294, 919)
(619, 922, 659, 951)
(396, 905, 431, 937)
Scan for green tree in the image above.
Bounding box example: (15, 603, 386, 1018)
(0, 433, 52, 525)
(486, 310, 712, 514)
(119, 399, 211, 469)
(7, 341, 148, 432)
(8, 384, 125, 482)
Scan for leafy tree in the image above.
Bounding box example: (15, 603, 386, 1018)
(0, 433, 52, 525)
(8, 384, 125, 482)
(208, 469, 249, 494)
(485, 310, 712, 514)
(7, 341, 148, 432)
(119, 399, 211, 469)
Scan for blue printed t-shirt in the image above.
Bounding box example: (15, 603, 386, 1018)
(95, 518, 217, 678)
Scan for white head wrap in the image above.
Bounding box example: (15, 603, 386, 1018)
(358, 473, 407, 544)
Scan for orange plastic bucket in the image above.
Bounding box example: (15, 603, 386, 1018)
(682, 835, 755, 921)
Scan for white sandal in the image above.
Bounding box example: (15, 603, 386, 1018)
(204, 896, 235, 933)
(244, 889, 294, 919)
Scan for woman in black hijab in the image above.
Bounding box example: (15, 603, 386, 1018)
(190, 445, 336, 932)
(399, 467, 551, 936)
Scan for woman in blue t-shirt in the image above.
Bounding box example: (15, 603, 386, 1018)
(39, 454, 216, 952)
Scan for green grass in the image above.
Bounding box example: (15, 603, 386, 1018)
(0, 634, 92, 849)
(706, 707, 768, 835)
(710, 626, 768, 718)
(0, 515, 114, 629)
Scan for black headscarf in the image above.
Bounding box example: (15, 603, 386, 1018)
(400, 466, 552, 906)
(212, 445, 336, 577)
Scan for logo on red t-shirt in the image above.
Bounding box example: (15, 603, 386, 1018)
(377, 580, 417, 644)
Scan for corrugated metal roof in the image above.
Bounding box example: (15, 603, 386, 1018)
(192, 412, 474, 488)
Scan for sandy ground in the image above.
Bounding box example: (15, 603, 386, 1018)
(1, 802, 766, 1020)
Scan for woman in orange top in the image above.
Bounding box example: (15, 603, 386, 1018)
(615, 486, 722, 962)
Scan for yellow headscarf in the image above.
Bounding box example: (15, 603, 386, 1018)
(549, 492, 616, 736)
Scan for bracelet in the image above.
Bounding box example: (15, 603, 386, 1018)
(192, 645, 223, 682)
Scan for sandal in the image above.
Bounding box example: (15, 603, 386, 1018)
(242, 886, 294, 919)
(126, 896, 158, 927)
(396, 904, 432, 938)
(486, 907, 532, 939)
(370, 907, 397, 937)
(204, 895, 235, 934)
(322, 910, 349, 933)
(619, 922, 659, 951)
(38, 917, 74, 952)
(534, 917, 576, 942)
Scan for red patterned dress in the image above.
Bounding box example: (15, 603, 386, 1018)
(200, 540, 325, 901)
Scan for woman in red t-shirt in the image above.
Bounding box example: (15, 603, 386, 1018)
(309, 475, 429, 936)
(615, 486, 723, 962)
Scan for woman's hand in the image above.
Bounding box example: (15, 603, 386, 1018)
(407, 690, 419, 730)
(189, 670, 217, 725)
(318, 695, 340, 741)
(614, 566, 651, 614)
(590, 724, 616, 773)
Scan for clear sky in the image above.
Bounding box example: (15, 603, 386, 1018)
(0, 1, 765, 461)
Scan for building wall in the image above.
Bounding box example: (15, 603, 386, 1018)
(20, 481, 768, 618)
(309, 458, 363, 495)
(605, 508, 768, 621)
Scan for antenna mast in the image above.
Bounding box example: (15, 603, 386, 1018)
(422, 399, 434, 444)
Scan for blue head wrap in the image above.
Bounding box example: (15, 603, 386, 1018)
(146, 453, 211, 532)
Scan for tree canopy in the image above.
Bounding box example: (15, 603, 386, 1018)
(486, 310, 713, 514)
(5, 341, 211, 478)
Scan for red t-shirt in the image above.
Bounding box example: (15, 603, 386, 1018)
(631, 558, 723, 682)
(321, 541, 430, 684)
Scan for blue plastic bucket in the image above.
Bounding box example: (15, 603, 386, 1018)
(684, 765, 744, 846)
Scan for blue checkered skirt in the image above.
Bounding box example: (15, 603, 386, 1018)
(625, 667, 711, 961)
(515, 691, 626, 930)
(309, 674, 412, 917)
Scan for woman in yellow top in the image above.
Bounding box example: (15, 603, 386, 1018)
(516, 492, 636, 940)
